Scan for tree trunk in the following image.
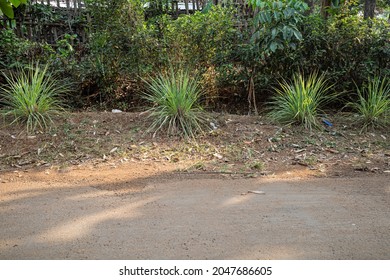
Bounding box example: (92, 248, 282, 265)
(247, 68, 258, 116)
(364, 0, 376, 19)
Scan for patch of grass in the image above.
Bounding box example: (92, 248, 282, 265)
(303, 155, 317, 166)
(143, 68, 209, 138)
(248, 160, 264, 170)
(191, 161, 206, 171)
(268, 72, 336, 130)
(304, 137, 316, 145)
(325, 141, 336, 148)
(0, 63, 69, 133)
(347, 76, 390, 129)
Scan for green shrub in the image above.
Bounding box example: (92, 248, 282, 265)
(248, 0, 308, 54)
(248, 13, 389, 104)
(164, 5, 239, 70)
(76, 0, 154, 105)
(347, 76, 390, 129)
(268, 72, 336, 130)
(0, 63, 69, 132)
(143, 68, 208, 138)
(0, 29, 55, 70)
(294, 14, 389, 92)
(159, 5, 240, 107)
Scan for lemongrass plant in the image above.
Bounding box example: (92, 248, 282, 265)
(268, 72, 336, 130)
(347, 76, 390, 129)
(0, 63, 69, 133)
(143, 68, 208, 138)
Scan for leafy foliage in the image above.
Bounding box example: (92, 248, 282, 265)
(347, 76, 390, 129)
(268, 72, 336, 130)
(0, 29, 54, 70)
(147, 5, 240, 108)
(0, 0, 27, 19)
(295, 14, 390, 92)
(0, 63, 69, 132)
(76, 0, 153, 105)
(1, 0, 389, 113)
(246, 12, 390, 101)
(248, 0, 308, 55)
(143, 68, 208, 138)
(164, 5, 239, 69)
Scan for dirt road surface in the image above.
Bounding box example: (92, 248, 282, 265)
(0, 164, 389, 259)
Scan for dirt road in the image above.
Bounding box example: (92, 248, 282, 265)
(0, 164, 389, 259)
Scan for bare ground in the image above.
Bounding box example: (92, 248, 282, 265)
(0, 112, 389, 259)
(1, 112, 389, 176)
(0, 163, 389, 259)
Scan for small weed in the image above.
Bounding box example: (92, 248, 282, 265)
(131, 127, 141, 133)
(218, 164, 231, 173)
(80, 118, 90, 125)
(249, 161, 264, 170)
(304, 137, 316, 145)
(192, 161, 206, 170)
(303, 155, 317, 166)
(244, 148, 255, 159)
(325, 141, 336, 148)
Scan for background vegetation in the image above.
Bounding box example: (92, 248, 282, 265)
(0, 0, 389, 124)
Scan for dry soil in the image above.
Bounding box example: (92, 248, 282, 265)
(0, 162, 389, 260)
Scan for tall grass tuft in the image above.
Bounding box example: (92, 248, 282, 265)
(347, 76, 390, 129)
(0, 63, 68, 132)
(268, 72, 336, 130)
(143, 68, 208, 138)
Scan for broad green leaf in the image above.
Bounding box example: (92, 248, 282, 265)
(9, 0, 21, 8)
(0, 1, 14, 18)
(293, 29, 303, 40)
(250, 30, 260, 43)
(254, 14, 260, 25)
(282, 26, 288, 40)
(271, 28, 278, 39)
(265, 11, 271, 23)
(10, 18, 16, 28)
(259, 12, 266, 23)
(274, 11, 280, 21)
(270, 42, 278, 52)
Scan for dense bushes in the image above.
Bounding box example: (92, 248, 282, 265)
(161, 6, 240, 107)
(248, 13, 390, 101)
(163, 6, 239, 70)
(1, 1, 389, 114)
(0, 29, 53, 69)
(295, 14, 389, 92)
(71, 0, 149, 106)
